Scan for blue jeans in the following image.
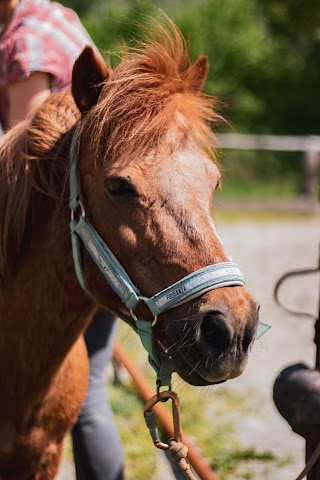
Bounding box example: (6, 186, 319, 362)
(72, 310, 124, 480)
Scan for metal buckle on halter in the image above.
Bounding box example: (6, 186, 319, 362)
(70, 199, 86, 221)
(156, 381, 172, 398)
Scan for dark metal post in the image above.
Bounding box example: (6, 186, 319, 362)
(307, 246, 320, 479)
(315, 246, 320, 371)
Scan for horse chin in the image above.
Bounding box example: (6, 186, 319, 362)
(176, 369, 227, 387)
(167, 345, 248, 387)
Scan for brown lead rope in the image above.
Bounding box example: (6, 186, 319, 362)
(294, 440, 320, 480)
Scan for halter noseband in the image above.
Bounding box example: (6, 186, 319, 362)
(68, 126, 268, 389)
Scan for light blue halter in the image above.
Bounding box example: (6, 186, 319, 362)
(68, 126, 269, 388)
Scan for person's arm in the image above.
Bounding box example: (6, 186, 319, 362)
(7, 71, 51, 127)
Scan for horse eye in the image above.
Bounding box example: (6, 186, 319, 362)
(105, 177, 138, 199)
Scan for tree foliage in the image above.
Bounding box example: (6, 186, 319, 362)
(257, 0, 320, 134)
(66, 0, 320, 136)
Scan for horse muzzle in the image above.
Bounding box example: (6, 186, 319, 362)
(159, 287, 260, 386)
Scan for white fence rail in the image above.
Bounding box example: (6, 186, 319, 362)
(217, 133, 320, 152)
(216, 133, 320, 207)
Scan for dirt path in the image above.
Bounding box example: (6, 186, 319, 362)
(57, 215, 320, 480)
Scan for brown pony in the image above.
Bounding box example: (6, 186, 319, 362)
(0, 19, 259, 479)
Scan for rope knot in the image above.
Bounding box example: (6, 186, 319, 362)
(168, 439, 188, 462)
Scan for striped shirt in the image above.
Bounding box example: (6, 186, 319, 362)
(0, 0, 97, 129)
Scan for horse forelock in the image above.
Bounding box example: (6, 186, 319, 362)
(0, 92, 79, 280)
(82, 18, 223, 167)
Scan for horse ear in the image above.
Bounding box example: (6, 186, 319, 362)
(72, 46, 110, 114)
(183, 55, 208, 92)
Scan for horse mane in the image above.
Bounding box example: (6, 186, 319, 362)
(0, 93, 80, 280)
(0, 17, 222, 281)
(81, 17, 222, 165)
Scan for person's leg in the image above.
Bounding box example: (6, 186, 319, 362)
(72, 309, 124, 480)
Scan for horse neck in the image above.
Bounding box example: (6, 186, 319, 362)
(0, 190, 94, 412)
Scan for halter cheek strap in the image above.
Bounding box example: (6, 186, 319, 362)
(68, 127, 270, 388)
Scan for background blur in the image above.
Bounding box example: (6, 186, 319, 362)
(62, 0, 320, 202)
(56, 1, 320, 479)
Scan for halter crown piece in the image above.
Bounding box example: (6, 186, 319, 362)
(68, 126, 269, 389)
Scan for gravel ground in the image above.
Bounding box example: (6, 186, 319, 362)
(57, 214, 320, 480)
(215, 215, 320, 479)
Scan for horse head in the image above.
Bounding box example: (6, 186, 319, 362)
(70, 22, 259, 387)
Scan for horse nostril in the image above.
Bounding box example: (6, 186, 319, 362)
(199, 311, 232, 354)
(243, 327, 254, 352)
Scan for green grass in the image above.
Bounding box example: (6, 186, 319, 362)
(212, 448, 276, 479)
(217, 149, 303, 199)
(218, 178, 299, 198)
(214, 207, 320, 224)
(109, 383, 158, 479)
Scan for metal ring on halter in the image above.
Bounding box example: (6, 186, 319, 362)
(130, 297, 159, 327)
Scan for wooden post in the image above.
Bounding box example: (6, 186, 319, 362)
(303, 151, 320, 208)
